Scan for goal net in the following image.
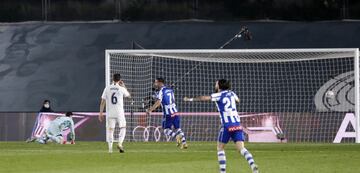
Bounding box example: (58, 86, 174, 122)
(105, 49, 360, 143)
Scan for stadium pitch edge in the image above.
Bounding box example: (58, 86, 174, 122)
(1, 142, 360, 173)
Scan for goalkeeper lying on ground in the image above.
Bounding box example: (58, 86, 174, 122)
(37, 112, 75, 144)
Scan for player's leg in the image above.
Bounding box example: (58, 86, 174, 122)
(173, 116, 187, 149)
(217, 127, 230, 173)
(233, 130, 259, 173)
(37, 128, 57, 144)
(163, 116, 177, 140)
(116, 116, 126, 153)
(42, 129, 63, 144)
(36, 133, 49, 144)
(107, 118, 116, 153)
(48, 134, 64, 144)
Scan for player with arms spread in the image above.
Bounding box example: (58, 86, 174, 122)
(184, 79, 259, 173)
(147, 78, 188, 149)
(37, 112, 75, 144)
(99, 74, 131, 153)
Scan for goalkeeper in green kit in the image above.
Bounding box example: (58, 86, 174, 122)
(37, 112, 75, 144)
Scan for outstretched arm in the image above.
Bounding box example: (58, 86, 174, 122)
(184, 96, 212, 102)
(147, 99, 161, 114)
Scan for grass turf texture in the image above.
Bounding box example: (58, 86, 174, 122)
(1, 142, 360, 173)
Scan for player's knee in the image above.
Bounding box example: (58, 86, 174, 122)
(217, 143, 225, 151)
(235, 141, 245, 151)
(54, 136, 63, 144)
(217, 146, 224, 151)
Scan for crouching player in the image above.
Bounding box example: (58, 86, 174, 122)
(147, 78, 188, 149)
(184, 79, 259, 173)
(38, 112, 75, 144)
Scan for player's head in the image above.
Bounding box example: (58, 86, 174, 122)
(113, 73, 121, 83)
(43, 100, 50, 108)
(154, 77, 165, 89)
(65, 112, 73, 117)
(215, 79, 231, 92)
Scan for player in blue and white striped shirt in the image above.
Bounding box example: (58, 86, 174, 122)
(147, 78, 188, 149)
(184, 79, 259, 173)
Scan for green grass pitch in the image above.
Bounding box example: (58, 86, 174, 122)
(1, 142, 360, 173)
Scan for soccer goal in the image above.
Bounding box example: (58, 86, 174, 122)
(105, 49, 360, 143)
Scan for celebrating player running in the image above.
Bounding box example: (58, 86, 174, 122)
(147, 78, 188, 149)
(99, 73, 131, 153)
(184, 79, 259, 173)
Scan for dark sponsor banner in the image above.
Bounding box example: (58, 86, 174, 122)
(0, 113, 105, 141)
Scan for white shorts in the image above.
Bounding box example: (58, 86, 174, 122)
(107, 116, 126, 129)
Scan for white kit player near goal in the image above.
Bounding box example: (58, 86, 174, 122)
(99, 73, 131, 153)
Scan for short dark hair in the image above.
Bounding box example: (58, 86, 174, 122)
(218, 79, 231, 90)
(113, 74, 121, 82)
(43, 100, 50, 104)
(155, 77, 165, 83)
(65, 112, 73, 117)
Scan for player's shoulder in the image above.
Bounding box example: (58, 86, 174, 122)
(164, 86, 174, 92)
(105, 84, 114, 89)
(57, 116, 66, 121)
(211, 92, 223, 98)
(229, 90, 238, 96)
(102, 85, 110, 92)
(223, 90, 237, 96)
(159, 86, 169, 93)
(64, 116, 73, 122)
(108, 84, 121, 91)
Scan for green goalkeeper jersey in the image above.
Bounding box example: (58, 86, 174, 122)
(47, 117, 75, 140)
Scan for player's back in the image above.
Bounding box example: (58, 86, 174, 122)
(158, 86, 177, 116)
(212, 90, 240, 127)
(102, 83, 130, 117)
(50, 117, 74, 131)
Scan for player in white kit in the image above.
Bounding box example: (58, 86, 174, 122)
(99, 73, 131, 153)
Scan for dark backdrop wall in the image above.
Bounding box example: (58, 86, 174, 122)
(0, 21, 360, 112)
(1, 0, 360, 21)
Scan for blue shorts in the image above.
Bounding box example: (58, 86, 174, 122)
(218, 126, 245, 143)
(162, 115, 180, 129)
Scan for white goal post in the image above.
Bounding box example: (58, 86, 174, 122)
(105, 48, 360, 143)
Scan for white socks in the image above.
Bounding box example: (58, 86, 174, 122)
(108, 127, 126, 153)
(240, 148, 256, 170)
(118, 127, 126, 147)
(108, 142, 113, 153)
(108, 128, 114, 153)
(217, 150, 226, 173)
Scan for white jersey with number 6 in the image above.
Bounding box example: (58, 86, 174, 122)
(101, 83, 130, 118)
